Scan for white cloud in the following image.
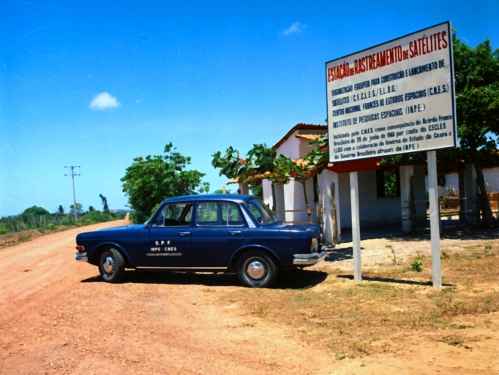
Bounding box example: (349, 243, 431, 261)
(89, 92, 121, 110)
(282, 22, 306, 36)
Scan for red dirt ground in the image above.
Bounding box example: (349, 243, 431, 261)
(1, 219, 498, 374)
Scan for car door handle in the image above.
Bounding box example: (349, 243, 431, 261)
(178, 232, 191, 236)
(229, 231, 241, 236)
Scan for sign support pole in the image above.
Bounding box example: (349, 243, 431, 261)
(350, 172, 362, 282)
(427, 151, 442, 287)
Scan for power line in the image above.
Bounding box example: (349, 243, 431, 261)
(65, 166, 80, 221)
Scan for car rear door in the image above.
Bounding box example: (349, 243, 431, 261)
(190, 201, 248, 268)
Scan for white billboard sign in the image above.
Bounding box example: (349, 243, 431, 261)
(326, 22, 456, 163)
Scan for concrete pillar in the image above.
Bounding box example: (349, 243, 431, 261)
(463, 163, 477, 223)
(274, 184, 285, 222)
(413, 165, 427, 218)
(400, 165, 426, 232)
(317, 170, 341, 245)
(399, 165, 414, 232)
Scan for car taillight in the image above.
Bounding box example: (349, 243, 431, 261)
(75, 245, 84, 251)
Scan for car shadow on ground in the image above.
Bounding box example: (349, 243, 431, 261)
(325, 248, 354, 262)
(336, 274, 454, 287)
(80, 269, 328, 289)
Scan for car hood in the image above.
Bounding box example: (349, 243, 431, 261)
(76, 224, 144, 240)
(96, 224, 144, 232)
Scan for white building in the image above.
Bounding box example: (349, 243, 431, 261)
(252, 124, 494, 244)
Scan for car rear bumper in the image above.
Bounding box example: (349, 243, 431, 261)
(75, 251, 88, 262)
(293, 247, 327, 266)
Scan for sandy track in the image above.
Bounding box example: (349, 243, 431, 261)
(1, 220, 499, 374)
(0, 220, 336, 375)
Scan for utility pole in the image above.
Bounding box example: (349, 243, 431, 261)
(65, 166, 81, 221)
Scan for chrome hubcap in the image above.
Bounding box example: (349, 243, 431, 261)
(103, 255, 115, 274)
(246, 260, 266, 280)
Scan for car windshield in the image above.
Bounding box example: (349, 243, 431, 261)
(246, 199, 278, 225)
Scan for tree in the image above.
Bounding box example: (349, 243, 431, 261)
(69, 203, 83, 217)
(249, 184, 263, 199)
(453, 33, 499, 227)
(99, 194, 110, 214)
(212, 138, 328, 223)
(213, 188, 233, 194)
(122, 143, 209, 223)
(22, 206, 50, 216)
(56, 205, 65, 215)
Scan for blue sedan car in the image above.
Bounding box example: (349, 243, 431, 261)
(75, 194, 326, 287)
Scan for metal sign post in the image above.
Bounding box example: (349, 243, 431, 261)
(350, 172, 362, 282)
(427, 151, 442, 287)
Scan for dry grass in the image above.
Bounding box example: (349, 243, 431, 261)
(217, 241, 499, 359)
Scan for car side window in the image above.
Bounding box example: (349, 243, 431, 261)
(221, 203, 244, 226)
(196, 202, 244, 226)
(196, 202, 218, 224)
(153, 203, 192, 227)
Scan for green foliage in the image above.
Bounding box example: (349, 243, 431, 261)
(453, 32, 499, 227)
(306, 133, 329, 172)
(85, 210, 113, 223)
(249, 184, 263, 199)
(212, 135, 330, 223)
(23, 206, 50, 216)
(99, 194, 110, 214)
(454, 34, 499, 152)
(122, 143, 208, 223)
(410, 253, 423, 272)
(383, 172, 398, 197)
(213, 189, 233, 194)
(211, 143, 277, 183)
(69, 203, 83, 216)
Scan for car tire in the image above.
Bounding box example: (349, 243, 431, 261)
(98, 247, 125, 283)
(236, 250, 277, 288)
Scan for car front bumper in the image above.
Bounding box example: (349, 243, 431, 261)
(293, 247, 327, 266)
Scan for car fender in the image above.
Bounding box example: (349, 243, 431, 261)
(229, 244, 282, 269)
(89, 241, 135, 268)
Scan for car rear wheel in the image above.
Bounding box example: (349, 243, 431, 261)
(98, 248, 125, 283)
(236, 250, 277, 288)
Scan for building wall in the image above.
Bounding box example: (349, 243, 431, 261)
(263, 128, 407, 235)
(427, 167, 499, 196)
(263, 132, 319, 223)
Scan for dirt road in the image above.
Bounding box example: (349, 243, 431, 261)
(0, 219, 338, 375)
(1, 220, 498, 374)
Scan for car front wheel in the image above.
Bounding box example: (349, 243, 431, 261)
(236, 250, 277, 288)
(98, 248, 125, 283)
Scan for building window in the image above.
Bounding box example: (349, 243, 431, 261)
(376, 169, 400, 198)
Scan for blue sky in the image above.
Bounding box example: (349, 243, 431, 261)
(1, 0, 498, 216)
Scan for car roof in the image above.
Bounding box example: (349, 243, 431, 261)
(161, 194, 255, 204)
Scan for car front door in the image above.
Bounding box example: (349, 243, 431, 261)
(191, 201, 248, 268)
(136, 203, 192, 268)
